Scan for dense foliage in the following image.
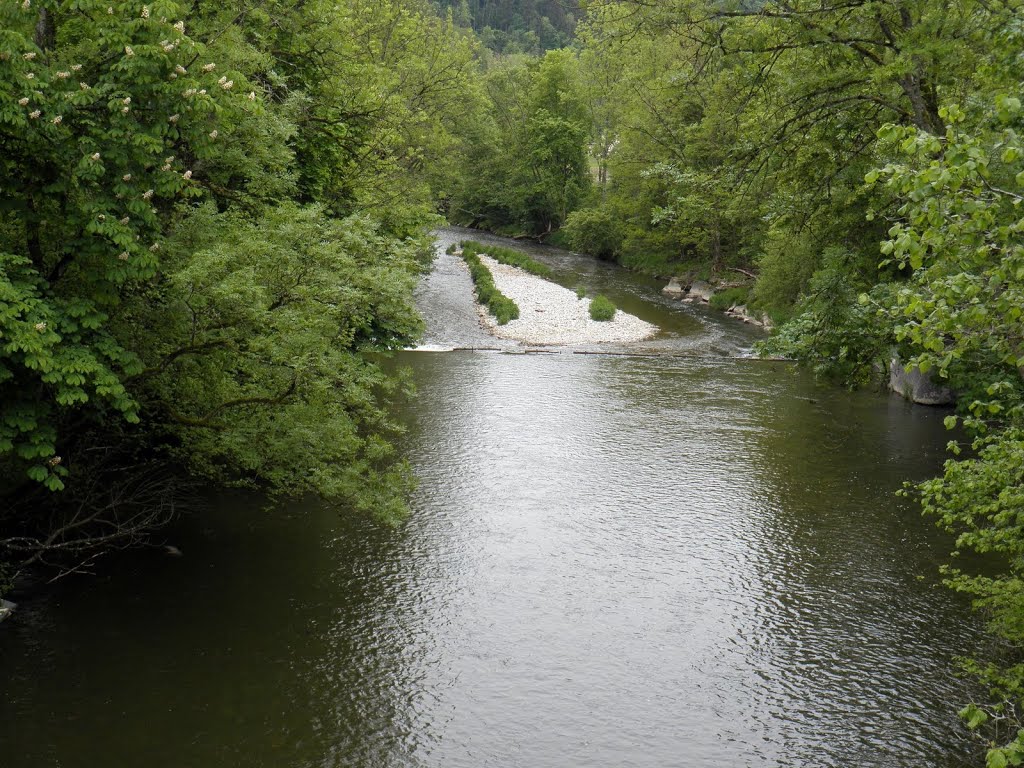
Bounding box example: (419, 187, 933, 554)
(0, 0, 479, 576)
(446, 48, 592, 235)
(433, 0, 579, 53)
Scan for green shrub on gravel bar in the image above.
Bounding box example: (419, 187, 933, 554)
(460, 250, 520, 325)
(461, 241, 553, 278)
(589, 294, 617, 321)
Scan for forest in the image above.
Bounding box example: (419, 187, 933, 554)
(2, 0, 1024, 763)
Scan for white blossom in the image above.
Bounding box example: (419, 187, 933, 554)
(123, 96, 131, 105)
(202, 63, 215, 72)
(169, 73, 177, 80)
(183, 170, 192, 180)
(248, 91, 256, 101)
(161, 163, 171, 171)
(79, 82, 90, 90)
(23, 52, 35, 60)
(118, 251, 130, 261)
(168, 113, 179, 123)
(52, 115, 62, 124)
(98, 214, 106, 221)
(198, 88, 206, 95)
(107, 6, 113, 13)
(121, 106, 129, 114)
(56, 71, 69, 79)
(72, 64, 82, 72)
(34, 322, 46, 331)
(149, 243, 160, 252)
(122, 174, 132, 182)
(125, 46, 134, 57)
(141, 5, 150, 18)
(91, 152, 101, 161)
(18, 97, 29, 106)
(47, 455, 62, 467)
(209, 129, 218, 139)
(220, 80, 233, 90)
(21, 0, 30, 9)
(173, 20, 185, 33)
(29, 110, 40, 118)
(163, 43, 174, 52)
(120, 216, 130, 225)
(142, 189, 154, 200)
(25, 73, 34, 79)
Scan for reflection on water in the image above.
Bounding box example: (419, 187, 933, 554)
(0, 230, 980, 767)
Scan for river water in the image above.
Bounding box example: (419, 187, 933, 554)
(0, 228, 982, 766)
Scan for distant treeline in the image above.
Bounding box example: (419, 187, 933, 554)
(433, 0, 579, 53)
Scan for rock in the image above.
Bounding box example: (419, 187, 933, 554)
(662, 277, 686, 299)
(889, 353, 956, 406)
(724, 304, 772, 330)
(0, 599, 16, 624)
(687, 280, 714, 303)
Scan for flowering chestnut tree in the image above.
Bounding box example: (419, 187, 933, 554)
(0, 0, 249, 491)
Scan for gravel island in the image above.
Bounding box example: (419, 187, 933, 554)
(475, 255, 658, 345)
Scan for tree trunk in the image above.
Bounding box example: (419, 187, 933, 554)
(35, 7, 55, 51)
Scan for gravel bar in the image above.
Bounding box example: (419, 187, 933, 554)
(476, 255, 658, 345)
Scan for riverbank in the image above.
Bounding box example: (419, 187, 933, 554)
(473, 255, 657, 345)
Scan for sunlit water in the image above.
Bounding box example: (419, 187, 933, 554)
(0, 228, 982, 767)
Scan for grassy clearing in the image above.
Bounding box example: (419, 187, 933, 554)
(460, 249, 520, 325)
(461, 240, 553, 279)
(589, 294, 616, 321)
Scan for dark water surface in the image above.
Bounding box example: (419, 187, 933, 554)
(0, 228, 982, 767)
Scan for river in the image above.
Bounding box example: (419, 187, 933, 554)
(0, 227, 982, 767)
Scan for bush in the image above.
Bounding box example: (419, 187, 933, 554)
(562, 206, 624, 259)
(756, 254, 893, 386)
(709, 286, 749, 311)
(460, 249, 520, 325)
(576, 287, 586, 299)
(460, 240, 553, 278)
(489, 295, 520, 324)
(589, 294, 616, 321)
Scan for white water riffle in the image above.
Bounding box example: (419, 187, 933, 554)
(476, 255, 658, 345)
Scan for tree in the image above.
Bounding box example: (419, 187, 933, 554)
(0, 0, 479, 580)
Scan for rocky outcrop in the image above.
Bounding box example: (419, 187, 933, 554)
(687, 280, 714, 303)
(726, 304, 773, 330)
(889, 354, 955, 406)
(0, 600, 15, 624)
(662, 277, 686, 298)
